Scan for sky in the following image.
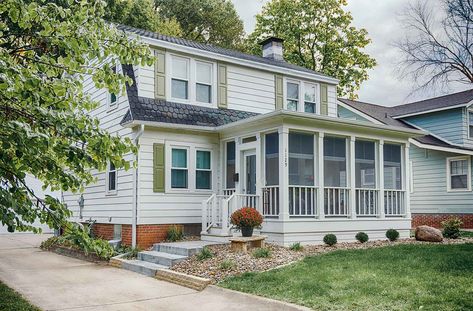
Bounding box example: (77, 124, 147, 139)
(231, 0, 470, 106)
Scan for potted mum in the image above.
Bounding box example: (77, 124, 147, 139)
(230, 207, 263, 237)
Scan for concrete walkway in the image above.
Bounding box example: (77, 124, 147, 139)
(0, 234, 309, 311)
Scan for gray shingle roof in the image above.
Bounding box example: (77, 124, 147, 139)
(117, 24, 334, 80)
(120, 64, 257, 127)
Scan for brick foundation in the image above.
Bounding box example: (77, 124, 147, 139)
(90, 223, 114, 240)
(412, 214, 473, 229)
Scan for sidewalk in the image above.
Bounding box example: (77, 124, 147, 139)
(0, 234, 309, 311)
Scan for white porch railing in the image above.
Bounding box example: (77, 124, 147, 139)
(355, 188, 379, 216)
(223, 188, 236, 196)
(384, 190, 405, 216)
(324, 187, 350, 216)
(262, 186, 279, 217)
(289, 186, 317, 217)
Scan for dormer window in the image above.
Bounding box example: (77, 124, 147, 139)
(196, 61, 212, 103)
(304, 83, 316, 113)
(286, 82, 299, 111)
(171, 56, 189, 100)
(286, 80, 318, 114)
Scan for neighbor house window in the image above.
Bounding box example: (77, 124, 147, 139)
(226, 141, 236, 189)
(324, 136, 347, 187)
(289, 133, 314, 186)
(355, 140, 376, 188)
(196, 150, 211, 189)
(107, 162, 117, 193)
(265, 132, 279, 186)
(286, 82, 299, 111)
(171, 148, 188, 188)
(304, 83, 316, 113)
(447, 157, 471, 191)
(196, 62, 212, 103)
(109, 66, 117, 107)
(469, 110, 473, 138)
(171, 56, 189, 100)
(384, 144, 402, 190)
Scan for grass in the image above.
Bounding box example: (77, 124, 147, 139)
(0, 281, 40, 311)
(461, 230, 473, 238)
(220, 243, 473, 311)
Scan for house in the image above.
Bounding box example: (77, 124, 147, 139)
(338, 90, 473, 229)
(63, 25, 424, 248)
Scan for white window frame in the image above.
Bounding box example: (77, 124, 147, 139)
(170, 55, 190, 102)
(105, 161, 118, 195)
(195, 149, 213, 190)
(108, 65, 118, 109)
(446, 156, 472, 192)
(285, 80, 300, 112)
(170, 147, 189, 190)
(195, 61, 213, 104)
(284, 78, 320, 114)
(467, 108, 473, 139)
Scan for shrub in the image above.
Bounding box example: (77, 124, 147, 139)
(442, 217, 463, 239)
(355, 232, 369, 243)
(386, 229, 400, 241)
(166, 225, 183, 242)
(289, 242, 303, 251)
(196, 246, 213, 261)
(323, 234, 337, 246)
(115, 246, 141, 259)
(252, 247, 271, 258)
(230, 207, 263, 229)
(60, 223, 115, 260)
(219, 259, 235, 271)
(40, 236, 61, 250)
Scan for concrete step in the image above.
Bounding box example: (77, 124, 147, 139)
(200, 233, 232, 243)
(153, 241, 221, 256)
(120, 259, 168, 277)
(137, 251, 187, 267)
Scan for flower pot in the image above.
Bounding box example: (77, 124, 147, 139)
(241, 227, 253, 237)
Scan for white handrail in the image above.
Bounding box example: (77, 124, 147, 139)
(201, 194, 216, 233)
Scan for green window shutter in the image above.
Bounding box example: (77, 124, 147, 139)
(153, 143, 165, 193)
(155, 49, 166, 99)
(274, 75, 283, 110)
(217, 63, 227, 108)
(320, 83, 328, 115)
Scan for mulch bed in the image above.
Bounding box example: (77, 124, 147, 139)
(171, 237, 473, 283)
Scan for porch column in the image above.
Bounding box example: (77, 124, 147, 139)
(255, 133, 263, 215)
(278, 127, 289, 221)
(349, 136, 357, 219)
(378, 140, 385, 218)
(404, 142, 411, 218)
(317, 133, 325, 219)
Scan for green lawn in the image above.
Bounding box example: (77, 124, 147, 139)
(220, 243, 473, 311)
(461, 230, 473, 238)
(0, 281, 40, 311)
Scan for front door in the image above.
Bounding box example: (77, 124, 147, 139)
(243, 151, 256, 195)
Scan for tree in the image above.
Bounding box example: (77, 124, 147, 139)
(246, 0, 376, 99)
(0, 0, 154, 232)
(397, 0, 473, 91)
(155, 0, 245, 50)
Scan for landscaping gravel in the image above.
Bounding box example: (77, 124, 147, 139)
(171, 237, 473, 283)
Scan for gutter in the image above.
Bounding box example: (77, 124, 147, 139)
(132, 124, 145, 248)
(409, 138, 473, 155)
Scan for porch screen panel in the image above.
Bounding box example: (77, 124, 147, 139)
(355, 140, 376, 188)
(324, 137, 347, 187)
(289, 133, 314, 186)
(265, 132, 279, 186)
(226, 141, 236, 189)
(384, 144, 402, 189)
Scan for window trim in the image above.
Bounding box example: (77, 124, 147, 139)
(468, 108, 473, 139)
(284, 78, 320, 114)
(285, 80, 300, 112)
(105, 161, 118, 195)
(170, 55, 190, 102)
(195, 60, 213, 104)
(195, 149, 212, 190)
(170, 147, 189, 190)
(108, 65, 118, 110)
(303, 82, 317, 113)
(446, 156, 472, 192)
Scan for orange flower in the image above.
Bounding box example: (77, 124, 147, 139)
(230, 207, 263, 229)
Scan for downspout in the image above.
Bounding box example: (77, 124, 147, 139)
(132, 124, 145, 248)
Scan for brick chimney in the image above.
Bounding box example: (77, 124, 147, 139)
(259, 37, 284, 61)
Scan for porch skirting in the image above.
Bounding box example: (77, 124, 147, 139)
(412, 213, 473, 229)
(260, 218, 411, 246)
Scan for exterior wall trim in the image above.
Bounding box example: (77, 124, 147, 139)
(409, 138, 473, 155)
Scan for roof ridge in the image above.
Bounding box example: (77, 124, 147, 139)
(396, 88, 473, 108)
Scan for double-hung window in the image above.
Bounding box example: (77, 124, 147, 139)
(171, 56, 189, 100)
(286, 82, 299, 111)
(171, 148, 188, 188)
(196, 62, 212, 103)
(107, 162, 117, 193)
(304, 83, 316, 113)
(196, 150, 212, 189)
(447, 157, 471, 191)
(468, 110, 473, 138)
(109, 66, 118, 107)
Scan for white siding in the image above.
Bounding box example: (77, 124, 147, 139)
(63, 67, 135, 225)
(226, 65, 276, 113)
(137, 62, 155, 99)
(327, 84, 337, 117)
(138, 129, 220, 224)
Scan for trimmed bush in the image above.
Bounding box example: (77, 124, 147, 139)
(442, 217, 463, 239)
(289, 242, 303, 251)
(323, 234, 337, 246)
(355, 232, 369, 243)
(166, 225, 183, 242)
(386, 229, 400, 241)
(252, 247, 271, 258)
(196, 246, 213, 261)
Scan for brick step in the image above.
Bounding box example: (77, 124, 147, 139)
(120, 259, 168, 277)
(137, 251, 187, 267)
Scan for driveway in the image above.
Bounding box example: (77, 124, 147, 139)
(0, 234, 308, 311)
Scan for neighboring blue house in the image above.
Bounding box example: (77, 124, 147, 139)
(338, 89, 473, 229)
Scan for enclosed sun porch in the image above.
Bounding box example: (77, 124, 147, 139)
(201, 111, 424, 245)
